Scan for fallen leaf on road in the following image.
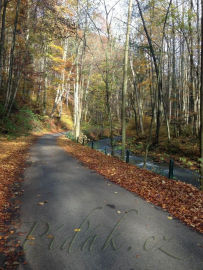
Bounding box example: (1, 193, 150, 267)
(27, 235, 35, 240)
(117, 210, 121, 214)
(12, 261, 20, 265)
(114, 192, 118, 194)
(47, 234, 54, 239)
(168, 216, 173, 220)
(18, 232, 26, 236)
(74, 229, 80, 232)
(38, 202, 45, 206)
(38, 201, 48, 206)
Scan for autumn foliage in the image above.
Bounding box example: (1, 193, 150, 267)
(58, 136, 203, 234)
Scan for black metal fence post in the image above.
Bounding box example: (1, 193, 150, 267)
(91, 141, 94, 149)
(82, 138, 85, 145)
(126, 150, 130, 163)
(168, 159, 174, 179)
(105, 147, 107, 155)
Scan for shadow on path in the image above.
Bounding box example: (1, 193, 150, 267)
(17, 134, 203, 270)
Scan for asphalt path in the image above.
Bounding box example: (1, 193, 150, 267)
(18, 134, 203, 270)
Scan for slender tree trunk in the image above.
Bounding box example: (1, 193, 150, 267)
(83, 65, 92, 122)
(51, 39, 68, 117)
(121, 0, 133, 160)
(74, 0, 88, 139)
(130, 57, 144, 134)
(105, 61, 114, 155)
(0, 0, 8, 92)
(136, 0, 161, 144)
(66, 83, 70, 108)
(136, 0, 172, 145)
(42, 54, 47, 115)
(74, 47, 80, 139)
(188, 0, 195, 127)
(4, 0, 21, 114)
(104, 34, 114, 154)
(172, 16, 177, 136)
(144, 103, 155, 168)
(43, 76, 47, 115)
(7, 69, 21, 117)
(200, 0, 203, 190)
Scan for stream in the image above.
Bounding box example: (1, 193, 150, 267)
(87, 136, 200, 189)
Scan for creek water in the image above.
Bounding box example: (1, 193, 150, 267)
(88, 136, 200, 189)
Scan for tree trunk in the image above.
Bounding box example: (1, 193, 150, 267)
(200, 0, 203, 190)
(43, 55, 47, 115)
(4, 0, 21, 114)
(0, 0, 8, 93)
(51, 39, 68, 117)
(136, 0, 172, 145)
(188, 0, 195, 127)
(130, 57, 144, 134)
(74, 49, 80, 139)
(121, 0, 133, 160)
(7, 69, 21, 117)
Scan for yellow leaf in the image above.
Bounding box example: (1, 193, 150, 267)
(168, 216, 173, 220)
(12, 262, 20, 265)
(27, 235, 35, 240)
(74, 228, 80, 232)
(38, 202, 44, 206)
(47, 234, 54, 239)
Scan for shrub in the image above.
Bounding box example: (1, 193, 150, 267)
(0, 106, 43, 137)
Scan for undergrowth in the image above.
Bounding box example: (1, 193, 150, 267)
(0, 107, 44, 138)
(0, 102, 72, 138)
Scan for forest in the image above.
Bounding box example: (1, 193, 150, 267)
(0, 1, 203, 267)
(0, 0, 202, 189)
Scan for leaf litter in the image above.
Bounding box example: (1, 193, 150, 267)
(0, 135, 37, 268)
(58, 136, 203, 234)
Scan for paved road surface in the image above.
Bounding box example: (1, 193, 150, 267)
(18, 134, 203, 270)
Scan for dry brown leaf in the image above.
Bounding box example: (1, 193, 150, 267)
(47, 234, 54, 239)
(27, 235, 35, 240)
